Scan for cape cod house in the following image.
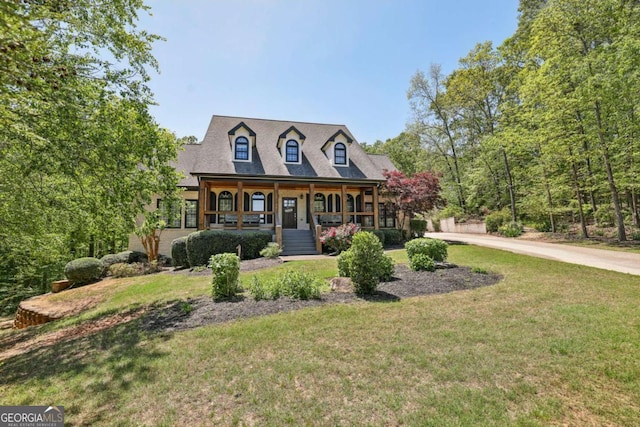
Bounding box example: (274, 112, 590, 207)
(129, 115, 398, 256)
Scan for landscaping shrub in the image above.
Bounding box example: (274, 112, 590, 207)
(485, 209, 511, 233)
(498, 221, 524, 238)
(371, 230, 386, 246)
(405, 238, 448, 262)
(382, 229, 403, 246)
(378, 253, 395, 281)
(108, 262, 145, 278)
(319, 223, 359, 254)
(248, 269, 323, 301)
(186, 230, 272, 266)
(100, 250, 148, 268)
(240, 232, 273, 259)
(64, 257, 104, 285)
(100, 252, 129, 268)
(631, 230, 640, 241)
(349, 231, 387, 295)
(410, 219, 428, 238)
(248, 276, 269, 301)
(337, 250, 354, 277)
(409, 253, 436, 272)
(209, 253, 241, 301)
(260, 242, 282, 259)
(171, 237, 189, 268)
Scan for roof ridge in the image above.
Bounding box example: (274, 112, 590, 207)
(211, 114, 346, 128)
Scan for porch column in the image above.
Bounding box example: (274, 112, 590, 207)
(309, 184, 315, 223)
(237, 181, 243, 230)
(198, 179, 207, 230)
(274, 183, 282, 247)
(273, 183, 280, 221)
(359, 188, 366, 226)
(341, 184, 348, 224)
(372, 185, 379, 230)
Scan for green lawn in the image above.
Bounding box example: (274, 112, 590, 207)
(1, 246, 639, 426)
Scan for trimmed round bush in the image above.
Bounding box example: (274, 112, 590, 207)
(338, 247, 394, 282)
(240, 232, 273, 259)
(171, 236, 189, 268)
(349, 231, 387, 295)
(382, 229, 403, 246)
(409, 254, 436, 272)
(126, 250, 148, 263)
(405, 238, 448, 262)
(100, 252, 129, 268)
(64, 257, 104, 285)
(100, 250, 148, 268)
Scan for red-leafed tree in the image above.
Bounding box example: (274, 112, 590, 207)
(381, 169, 445, 231)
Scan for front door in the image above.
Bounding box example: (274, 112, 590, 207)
(282, 198, 297, 229)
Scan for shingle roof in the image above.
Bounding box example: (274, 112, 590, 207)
(174, 143, 201, 187)
(367, 153, 398, 174)
(178, 115, 396, 184)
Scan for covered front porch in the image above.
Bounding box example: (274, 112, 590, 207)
(197, 178, 393, 253)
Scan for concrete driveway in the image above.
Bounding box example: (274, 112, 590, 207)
(424, 232, 640, 276)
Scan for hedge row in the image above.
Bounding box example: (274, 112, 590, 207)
(185, 230, 273, 267)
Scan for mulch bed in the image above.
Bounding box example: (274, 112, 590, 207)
(142, 262, 501, 333)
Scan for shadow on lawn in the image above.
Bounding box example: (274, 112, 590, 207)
(0, 311, 173, 425)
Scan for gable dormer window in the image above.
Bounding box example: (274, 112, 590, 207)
(334, 143, 347, 165)
(228, 122, 256, 162)
(234, 136, 249, 161)
(322, 129, 353, 167)
(285, 140, 299, 163)
(277, 126, 305, 165)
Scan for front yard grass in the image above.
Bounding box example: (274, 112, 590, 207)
(2, 246, 639, 425)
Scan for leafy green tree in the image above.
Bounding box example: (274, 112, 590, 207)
(0, 0, 182, 309)
(362, 132, 427, 176)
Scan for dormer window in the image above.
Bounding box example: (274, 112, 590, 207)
(277, 126, 305, 165)
(285, 140, 299, 163)
(234, 136, 249, 161)
(228, 122, 256, 162)
(322, 129, 353, 167)
(334, 143, 347, 165)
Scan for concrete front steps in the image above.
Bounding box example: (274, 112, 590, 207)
(281, 229, 318, 256)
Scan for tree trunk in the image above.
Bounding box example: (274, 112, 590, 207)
(575, 110, 598, 213)
(501, 146, 517, 222)
(542, 167, 556, 233)
(632, 189, 640, 227)
(569, 148, 589, 238)
(594, 101, 626, 241)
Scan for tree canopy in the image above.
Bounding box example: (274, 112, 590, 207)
(397, 0, 640, 240)
(0, 0, 182, 313)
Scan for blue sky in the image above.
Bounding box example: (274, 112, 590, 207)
(138, 1, 519, 144)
